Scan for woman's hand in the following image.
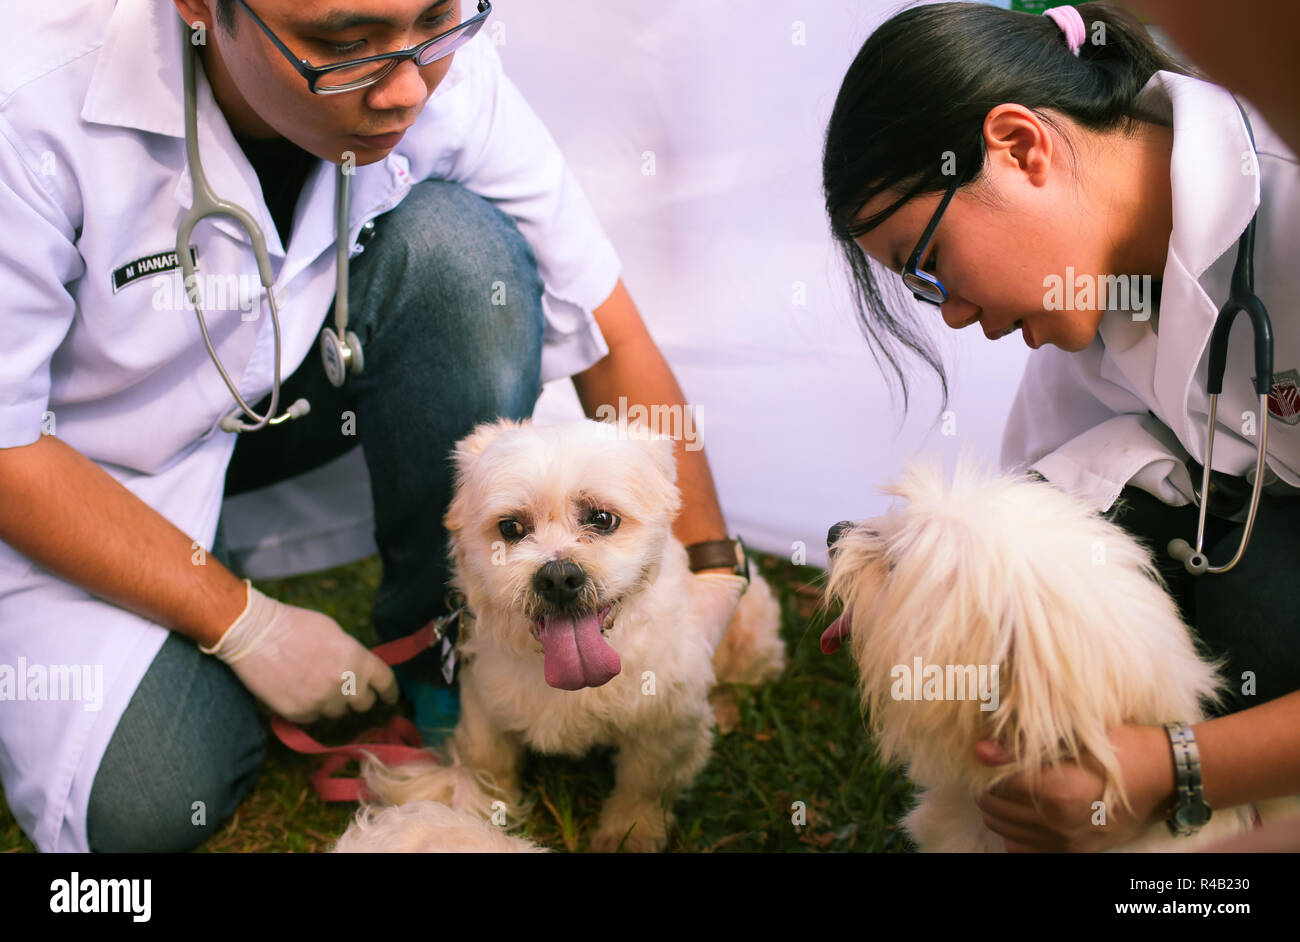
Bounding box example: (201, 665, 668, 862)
(973, 724, 1177, 852)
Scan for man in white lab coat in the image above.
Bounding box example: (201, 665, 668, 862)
(0, 0, 747, 852)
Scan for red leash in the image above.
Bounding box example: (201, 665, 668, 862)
(269, 617, 451, 802)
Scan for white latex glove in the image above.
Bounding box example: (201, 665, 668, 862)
(201, 579, 400, 724)
(691, 572, 749, 653)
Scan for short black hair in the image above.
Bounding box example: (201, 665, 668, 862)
(215, 0, 236, 33)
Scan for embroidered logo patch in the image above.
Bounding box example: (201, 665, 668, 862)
(111, 246, 198, 294)
(1254, 368, 1300, 426)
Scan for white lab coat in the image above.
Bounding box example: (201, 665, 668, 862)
(0, 0, 620, 851)
(1002, 70, 1300, 512)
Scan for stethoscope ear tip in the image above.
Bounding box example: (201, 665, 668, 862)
(1167, 538, 1209, 576)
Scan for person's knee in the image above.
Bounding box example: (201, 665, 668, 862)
(86, 635, 266, 852)
(362, 180, 544, 321)
(355, 179, 545, 410)
(87, 714, 265, 853)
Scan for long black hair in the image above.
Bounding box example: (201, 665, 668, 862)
(823, 1, 1191, 414)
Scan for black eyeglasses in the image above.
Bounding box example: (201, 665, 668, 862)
(901, 174, 960, 305)
(234, 0, 492, 95)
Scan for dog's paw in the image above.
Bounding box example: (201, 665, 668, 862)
(708, 685, 742, 734)
(711, 571, 786, 686)
(590, 805, 670, 853)
(589, 821, 666, 853)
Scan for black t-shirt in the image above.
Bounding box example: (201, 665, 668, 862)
(234, 133, 319, 250)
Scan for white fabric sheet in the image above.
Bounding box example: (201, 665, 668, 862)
(223, 0, 1031, 575)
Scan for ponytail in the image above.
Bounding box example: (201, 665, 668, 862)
(1065, 3, 1192, 127)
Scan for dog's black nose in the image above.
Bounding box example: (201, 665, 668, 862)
(827, 520, 854, 549)
(534, 560, 587, 606)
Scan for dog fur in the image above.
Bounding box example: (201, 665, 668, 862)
(824, 461, 1298, 852)
(333, 800, 547, 853)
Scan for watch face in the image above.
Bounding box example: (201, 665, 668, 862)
(1176, 802, 1212, 828)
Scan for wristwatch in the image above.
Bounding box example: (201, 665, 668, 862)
(1164, 721, 1213, 836)
(685, 536, 751, 582)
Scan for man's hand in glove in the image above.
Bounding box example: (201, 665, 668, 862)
(202, 579, 399, 724)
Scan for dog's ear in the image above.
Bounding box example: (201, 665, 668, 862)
(601, 420, 682, 521)
(599, 415, 679, 487)
(635, 430, 682, 522)
(451, 417, 526, 477)
(639, 429, 678, 487)
(444, 418, 523, 538)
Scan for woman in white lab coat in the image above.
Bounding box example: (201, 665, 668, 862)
(822, 2, 1300, 850)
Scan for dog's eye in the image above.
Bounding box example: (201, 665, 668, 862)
(585, 509, 620, 533)
(498, 518, 526, 542)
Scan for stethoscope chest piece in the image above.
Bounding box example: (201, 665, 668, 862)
(319, 163, 364, 389)
(320, 326, 365, 388)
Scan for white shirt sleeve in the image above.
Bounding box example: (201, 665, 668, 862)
(0, 116, 83, 449)
(403, 37, 623, 384)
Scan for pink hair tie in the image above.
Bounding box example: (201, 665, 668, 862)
(1043, 4, 1086, 56)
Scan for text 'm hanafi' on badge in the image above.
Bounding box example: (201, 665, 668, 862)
(111, 245, 199, 294)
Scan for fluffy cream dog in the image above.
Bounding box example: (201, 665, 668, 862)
(344, 417, 784, 852)
(823, 461, 1296, 853)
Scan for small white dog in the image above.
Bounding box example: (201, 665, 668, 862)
(823, 461, 1297, 852)
(339, 418, 784, 853)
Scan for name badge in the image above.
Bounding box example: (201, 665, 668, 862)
(111, 246, 199, 294)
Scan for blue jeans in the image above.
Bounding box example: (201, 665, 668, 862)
(85, 180, 547, 852)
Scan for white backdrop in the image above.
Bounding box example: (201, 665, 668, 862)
(223, 0, 1032, 575)
(507, 0, 1031, 566)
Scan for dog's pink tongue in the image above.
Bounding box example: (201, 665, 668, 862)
(820, 610, 852, 654)
(540, 612, 621, 690)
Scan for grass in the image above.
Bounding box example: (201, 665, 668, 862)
(0, 552, 917, 853)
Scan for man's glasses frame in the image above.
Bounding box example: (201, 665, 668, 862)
(901, 174, 960, 306)
(232, 0, 492, 95)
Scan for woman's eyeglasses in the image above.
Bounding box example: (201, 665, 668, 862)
(901, 175, 960, 305)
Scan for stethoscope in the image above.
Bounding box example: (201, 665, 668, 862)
(177, 20, 364, 435)
(1166, 100, 1273, 576)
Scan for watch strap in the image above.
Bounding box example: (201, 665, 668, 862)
(1164, 721, 1212, 836)
(685, 537, 750, 581)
